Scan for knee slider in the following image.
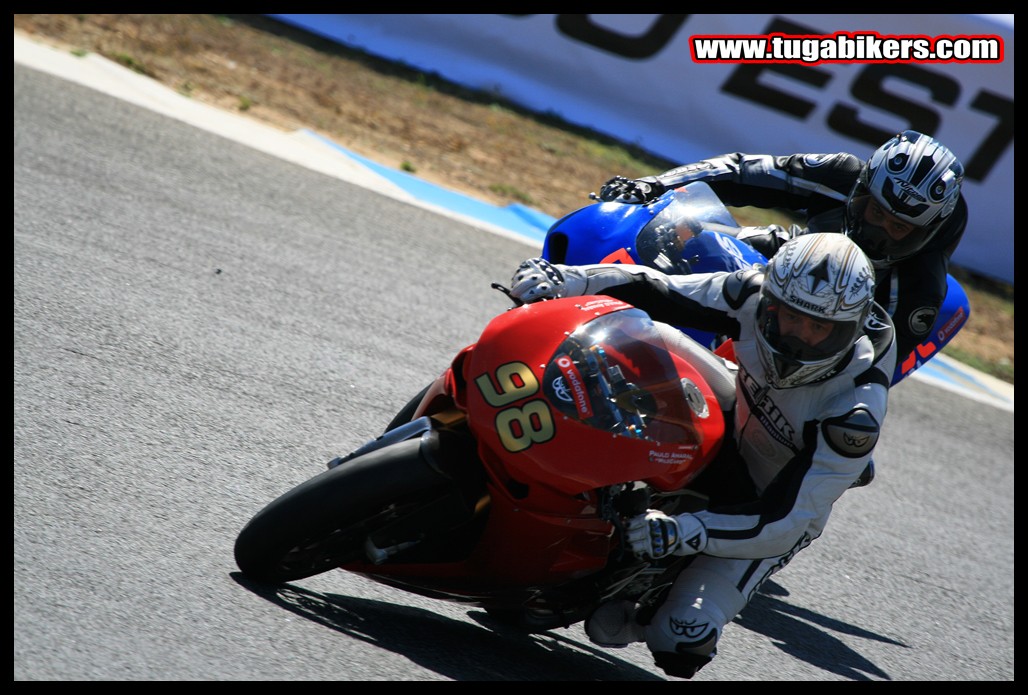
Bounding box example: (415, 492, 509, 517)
(653, 648, 715, 679)
(652, 630, 718, 679)
(644, 569, 734, 677)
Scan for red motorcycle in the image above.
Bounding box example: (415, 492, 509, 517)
(234, 293, 729, 630)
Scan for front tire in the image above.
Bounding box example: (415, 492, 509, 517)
(234, 435, 457, 584)
(384, 384, 431, 433)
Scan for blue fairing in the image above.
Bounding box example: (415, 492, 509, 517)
(894, 274, 970, 383)
(540, 181, 967, 385)
(543, 199, 665, 266)
(542, 183, 765, 349)
(543, 183, 759, 274)
(680, 231, 766, 275)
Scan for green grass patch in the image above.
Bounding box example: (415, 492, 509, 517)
(489, 183, 535, 205)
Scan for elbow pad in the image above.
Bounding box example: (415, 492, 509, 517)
(821, 406, 880, 458)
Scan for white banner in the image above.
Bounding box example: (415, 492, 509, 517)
(270, 14, 1014, 285)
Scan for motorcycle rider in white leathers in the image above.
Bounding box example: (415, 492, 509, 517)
(508, 233, 896, 679)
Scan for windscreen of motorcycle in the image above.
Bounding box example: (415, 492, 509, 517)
(633, 183, 742, 274)
(540, 308, 708, 446)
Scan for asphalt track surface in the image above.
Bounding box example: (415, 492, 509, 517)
(14, 37, 1014, 681)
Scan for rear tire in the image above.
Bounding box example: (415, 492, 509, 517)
(234, 437, 454, 584)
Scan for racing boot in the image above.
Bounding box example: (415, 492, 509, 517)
(849, 460, 875, 488)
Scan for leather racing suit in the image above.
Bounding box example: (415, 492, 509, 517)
(547, 261, 896, 675)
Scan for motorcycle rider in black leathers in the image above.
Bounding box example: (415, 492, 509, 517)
(508, 233, 896, 679)
(597, 130, 966, 369)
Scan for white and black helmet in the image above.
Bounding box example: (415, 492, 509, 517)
(756, 233, 876, 389)
(845, 130, 964, 268)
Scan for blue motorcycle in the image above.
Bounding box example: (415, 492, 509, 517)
(540, 182, 970, 386)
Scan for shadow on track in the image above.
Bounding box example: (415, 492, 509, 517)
(231, 573, 664, 681)
(735, 580, 907, 681)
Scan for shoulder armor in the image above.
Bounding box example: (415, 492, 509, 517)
(802, 151, 863, 177)
(722, 268, 763, 309)
(821, 406, 880, 458)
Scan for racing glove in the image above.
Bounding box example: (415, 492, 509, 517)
(509, 258, 569, 303)
(625, 510, 708, 559)
(598, 175, 667, 204)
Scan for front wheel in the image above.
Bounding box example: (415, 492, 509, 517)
(383, 383, 431, 433)
(234, 433, 466, 584)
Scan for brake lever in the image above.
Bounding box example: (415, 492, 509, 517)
(491, 282, 525, 307)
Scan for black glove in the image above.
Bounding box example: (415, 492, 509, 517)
(598, 175, 667, 204)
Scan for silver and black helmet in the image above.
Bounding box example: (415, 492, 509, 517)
(756, 233, 876, 388)
(844, 130, 963, 268)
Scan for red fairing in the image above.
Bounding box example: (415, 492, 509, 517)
(347, 296, 726, 588)
(455, 296, 724, 499)
(237, 293, 729, 597)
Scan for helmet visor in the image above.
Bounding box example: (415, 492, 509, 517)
(847, 188, 934, 263)
(758, 295, 860, 364)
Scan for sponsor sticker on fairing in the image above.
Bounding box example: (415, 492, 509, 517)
(648, 448, 697, 465)
(555, 355, 593, 418)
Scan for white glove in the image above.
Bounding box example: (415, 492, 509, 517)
(625, 510, 707, 559)
(509, 258, 568, 303)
